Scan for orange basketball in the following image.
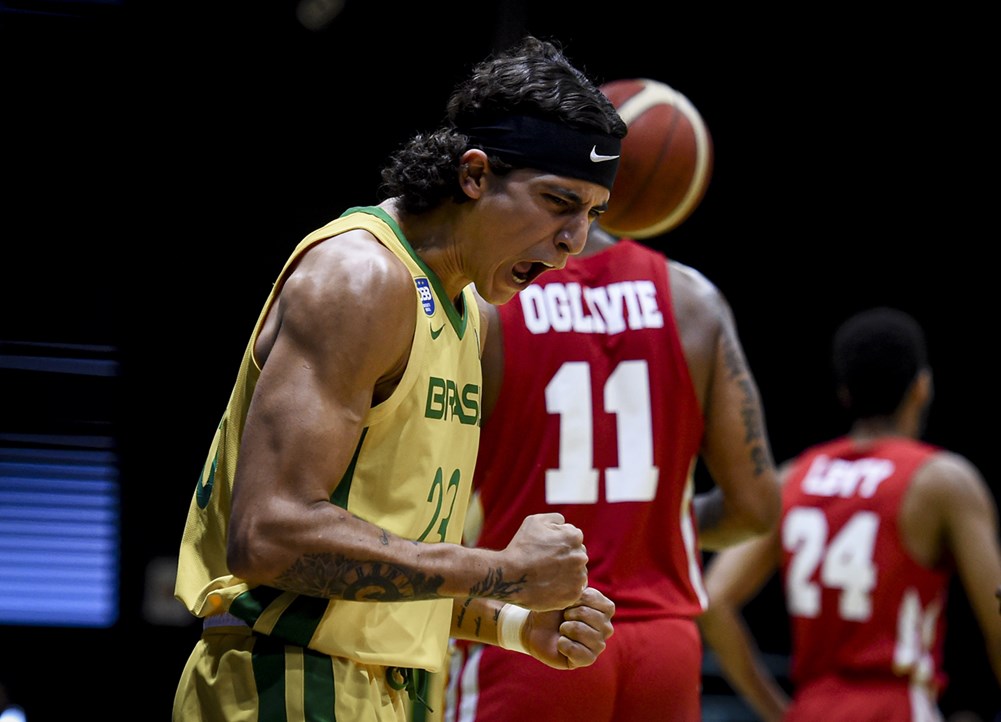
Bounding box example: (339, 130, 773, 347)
(598, 78, 714, 238)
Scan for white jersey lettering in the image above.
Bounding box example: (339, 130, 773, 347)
(520, 280, 664, 335)
(801, 455, 895, 498)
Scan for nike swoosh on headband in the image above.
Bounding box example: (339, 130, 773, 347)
(589, 146, 620, 163)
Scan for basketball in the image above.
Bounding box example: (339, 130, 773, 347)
(598, 78, 714, 239)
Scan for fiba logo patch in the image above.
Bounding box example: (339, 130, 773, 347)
(415, 277, 435, 316)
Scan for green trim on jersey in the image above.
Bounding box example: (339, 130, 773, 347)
(343, 206, 469, 339)
(331, 427, 367, 509)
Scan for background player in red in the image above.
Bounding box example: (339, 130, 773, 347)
(699, 307, 1001, 722)
(441, 81, 781, 722)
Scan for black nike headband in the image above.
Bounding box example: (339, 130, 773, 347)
(459, 115, 621, 191)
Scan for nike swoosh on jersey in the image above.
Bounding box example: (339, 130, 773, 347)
(589, 145, 620, 163)
(431, 324, 445, 340)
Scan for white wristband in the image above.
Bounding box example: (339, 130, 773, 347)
(496, 603, 531, 655)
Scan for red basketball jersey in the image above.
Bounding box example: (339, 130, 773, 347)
(472, 239, 707, 620)
(779, 437, 951, 693)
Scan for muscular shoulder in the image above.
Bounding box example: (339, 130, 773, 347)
(902, 448, 994, 565)
(667, 260, 729, 338)
(283, 231, 415, 322)
(909, 449, 990, 509)
(262, 229, 417, 375)
(667, 259, 733, 390)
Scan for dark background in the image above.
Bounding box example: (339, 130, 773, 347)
(2, 1, 997, 719)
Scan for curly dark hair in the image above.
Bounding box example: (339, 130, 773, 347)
(380, 36, 626, 214)
(832, 307, 929, 420)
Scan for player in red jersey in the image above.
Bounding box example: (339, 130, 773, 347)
(699, 307, 1001, 722)
(439, 209, 781, 719)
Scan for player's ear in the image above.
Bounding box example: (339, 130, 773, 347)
(459, 149, 489, 200)
(913, 367, 933, 407)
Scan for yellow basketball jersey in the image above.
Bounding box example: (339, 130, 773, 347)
(175, 206, 482, 672)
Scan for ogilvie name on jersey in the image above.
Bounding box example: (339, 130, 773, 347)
(519, 280, 664, 335)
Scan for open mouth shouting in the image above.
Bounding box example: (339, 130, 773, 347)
(513, 260, 556, 286)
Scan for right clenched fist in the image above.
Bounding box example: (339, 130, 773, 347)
(501, 513, 589, 611)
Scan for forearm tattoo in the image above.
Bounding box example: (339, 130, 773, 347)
(720, 333, 769, 476)
(454, 570, 525, 641)
(274, 553, 444, 601)
(454, 597, 484, 638)
(469, 567, 525, 600)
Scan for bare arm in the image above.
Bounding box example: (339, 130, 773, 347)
(910, 452, 1001, 685)
(699, 527, 790, 722)
(669, 261, 780, 549)
(226, 233, 589, 611)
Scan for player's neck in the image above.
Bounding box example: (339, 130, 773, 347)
(848, 416, 917, 443)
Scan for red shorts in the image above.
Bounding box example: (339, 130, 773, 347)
(787, 676, 943, 722)
(444, 616, 701, 722)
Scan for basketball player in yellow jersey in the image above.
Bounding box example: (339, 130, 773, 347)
(172, 36, 627, 722)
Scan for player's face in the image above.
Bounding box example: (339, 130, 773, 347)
(472, 169, 608, 305)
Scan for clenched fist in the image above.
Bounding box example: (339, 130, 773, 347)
(501, 513, 589, 611)
(525, 586, 616, 670)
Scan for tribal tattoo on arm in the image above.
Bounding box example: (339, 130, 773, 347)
(272, 544, 527, 604)
(274, 553, 445, 601)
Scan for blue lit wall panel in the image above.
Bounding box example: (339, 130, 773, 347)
(0, 446, 119, 627)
